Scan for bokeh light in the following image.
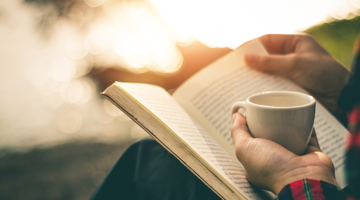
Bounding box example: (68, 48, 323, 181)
(74, 57, 94, 77)
(130, 125, 147, 139)
(103, 99, 123, 117)
(85, 30, 110, 55)
(42, 92, 64, 109)
(65, 36, 87, 60)
(57, 109, 82, 133)
(77, 78, 96, 104)
(117, 112, 131, 121)
(27, 62, 49, 86)
(93, 99, 115, 124)
(61, 80, 84, 103)
(49, 57, 75, 82)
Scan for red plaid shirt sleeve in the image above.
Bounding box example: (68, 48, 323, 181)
(276, 179, 346, 200)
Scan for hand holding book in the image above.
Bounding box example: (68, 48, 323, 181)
(245, 34, 350, 112)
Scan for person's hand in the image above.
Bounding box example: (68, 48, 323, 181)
(245, 34, 350, 112)
(231, 113, 339, 194)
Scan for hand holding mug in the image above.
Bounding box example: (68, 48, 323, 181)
(231, 91, 315, 155)
(231, 113, 339, 194)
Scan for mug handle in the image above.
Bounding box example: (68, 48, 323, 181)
(231, 102, 246, 117)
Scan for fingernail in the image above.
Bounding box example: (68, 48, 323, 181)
(232, 113, 237, 123)
(245, 54, 259, 64)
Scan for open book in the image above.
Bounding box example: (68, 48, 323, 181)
(102, 39, 349, 200)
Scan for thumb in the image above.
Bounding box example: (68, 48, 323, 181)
(231, 113, 253, 147)
(245, 54, 296, 76)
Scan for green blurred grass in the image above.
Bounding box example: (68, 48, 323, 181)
(305, 16, 360, 71)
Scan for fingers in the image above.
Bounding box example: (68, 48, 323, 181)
(305, 129, 321, 154)
(259, 34, 317, 55)
(245, 54, 296, 76)
(257, 34, 305, 54)
(309, 129, 320, 148)
(231, 113, 253, 146)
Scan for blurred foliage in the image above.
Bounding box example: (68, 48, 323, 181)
(305, 16, 360, 71)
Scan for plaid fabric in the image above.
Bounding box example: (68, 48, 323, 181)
(276, 179, 346, 200)
(276, 39, 360, 200)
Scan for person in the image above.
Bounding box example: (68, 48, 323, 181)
(90, 34, 360, 200)
(234, 34, 358, 199)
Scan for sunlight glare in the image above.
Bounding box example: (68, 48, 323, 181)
(123, 51, 151, 69)
(123, 0, 149, 19)
(350, 0, 360, 9)
(153, 47, 182, 73)
(331, 0, 356, 19)
(149, 0, 355, 49)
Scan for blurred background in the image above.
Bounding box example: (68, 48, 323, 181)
(0, 0, 360, 199)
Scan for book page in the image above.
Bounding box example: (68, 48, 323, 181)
(173, 39, 349, 188)
(117, 82, 273, 200)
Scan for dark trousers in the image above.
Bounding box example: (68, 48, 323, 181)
(90, 139, 220, 200)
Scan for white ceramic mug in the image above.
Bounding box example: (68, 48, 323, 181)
(231, 91, 316, 155)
